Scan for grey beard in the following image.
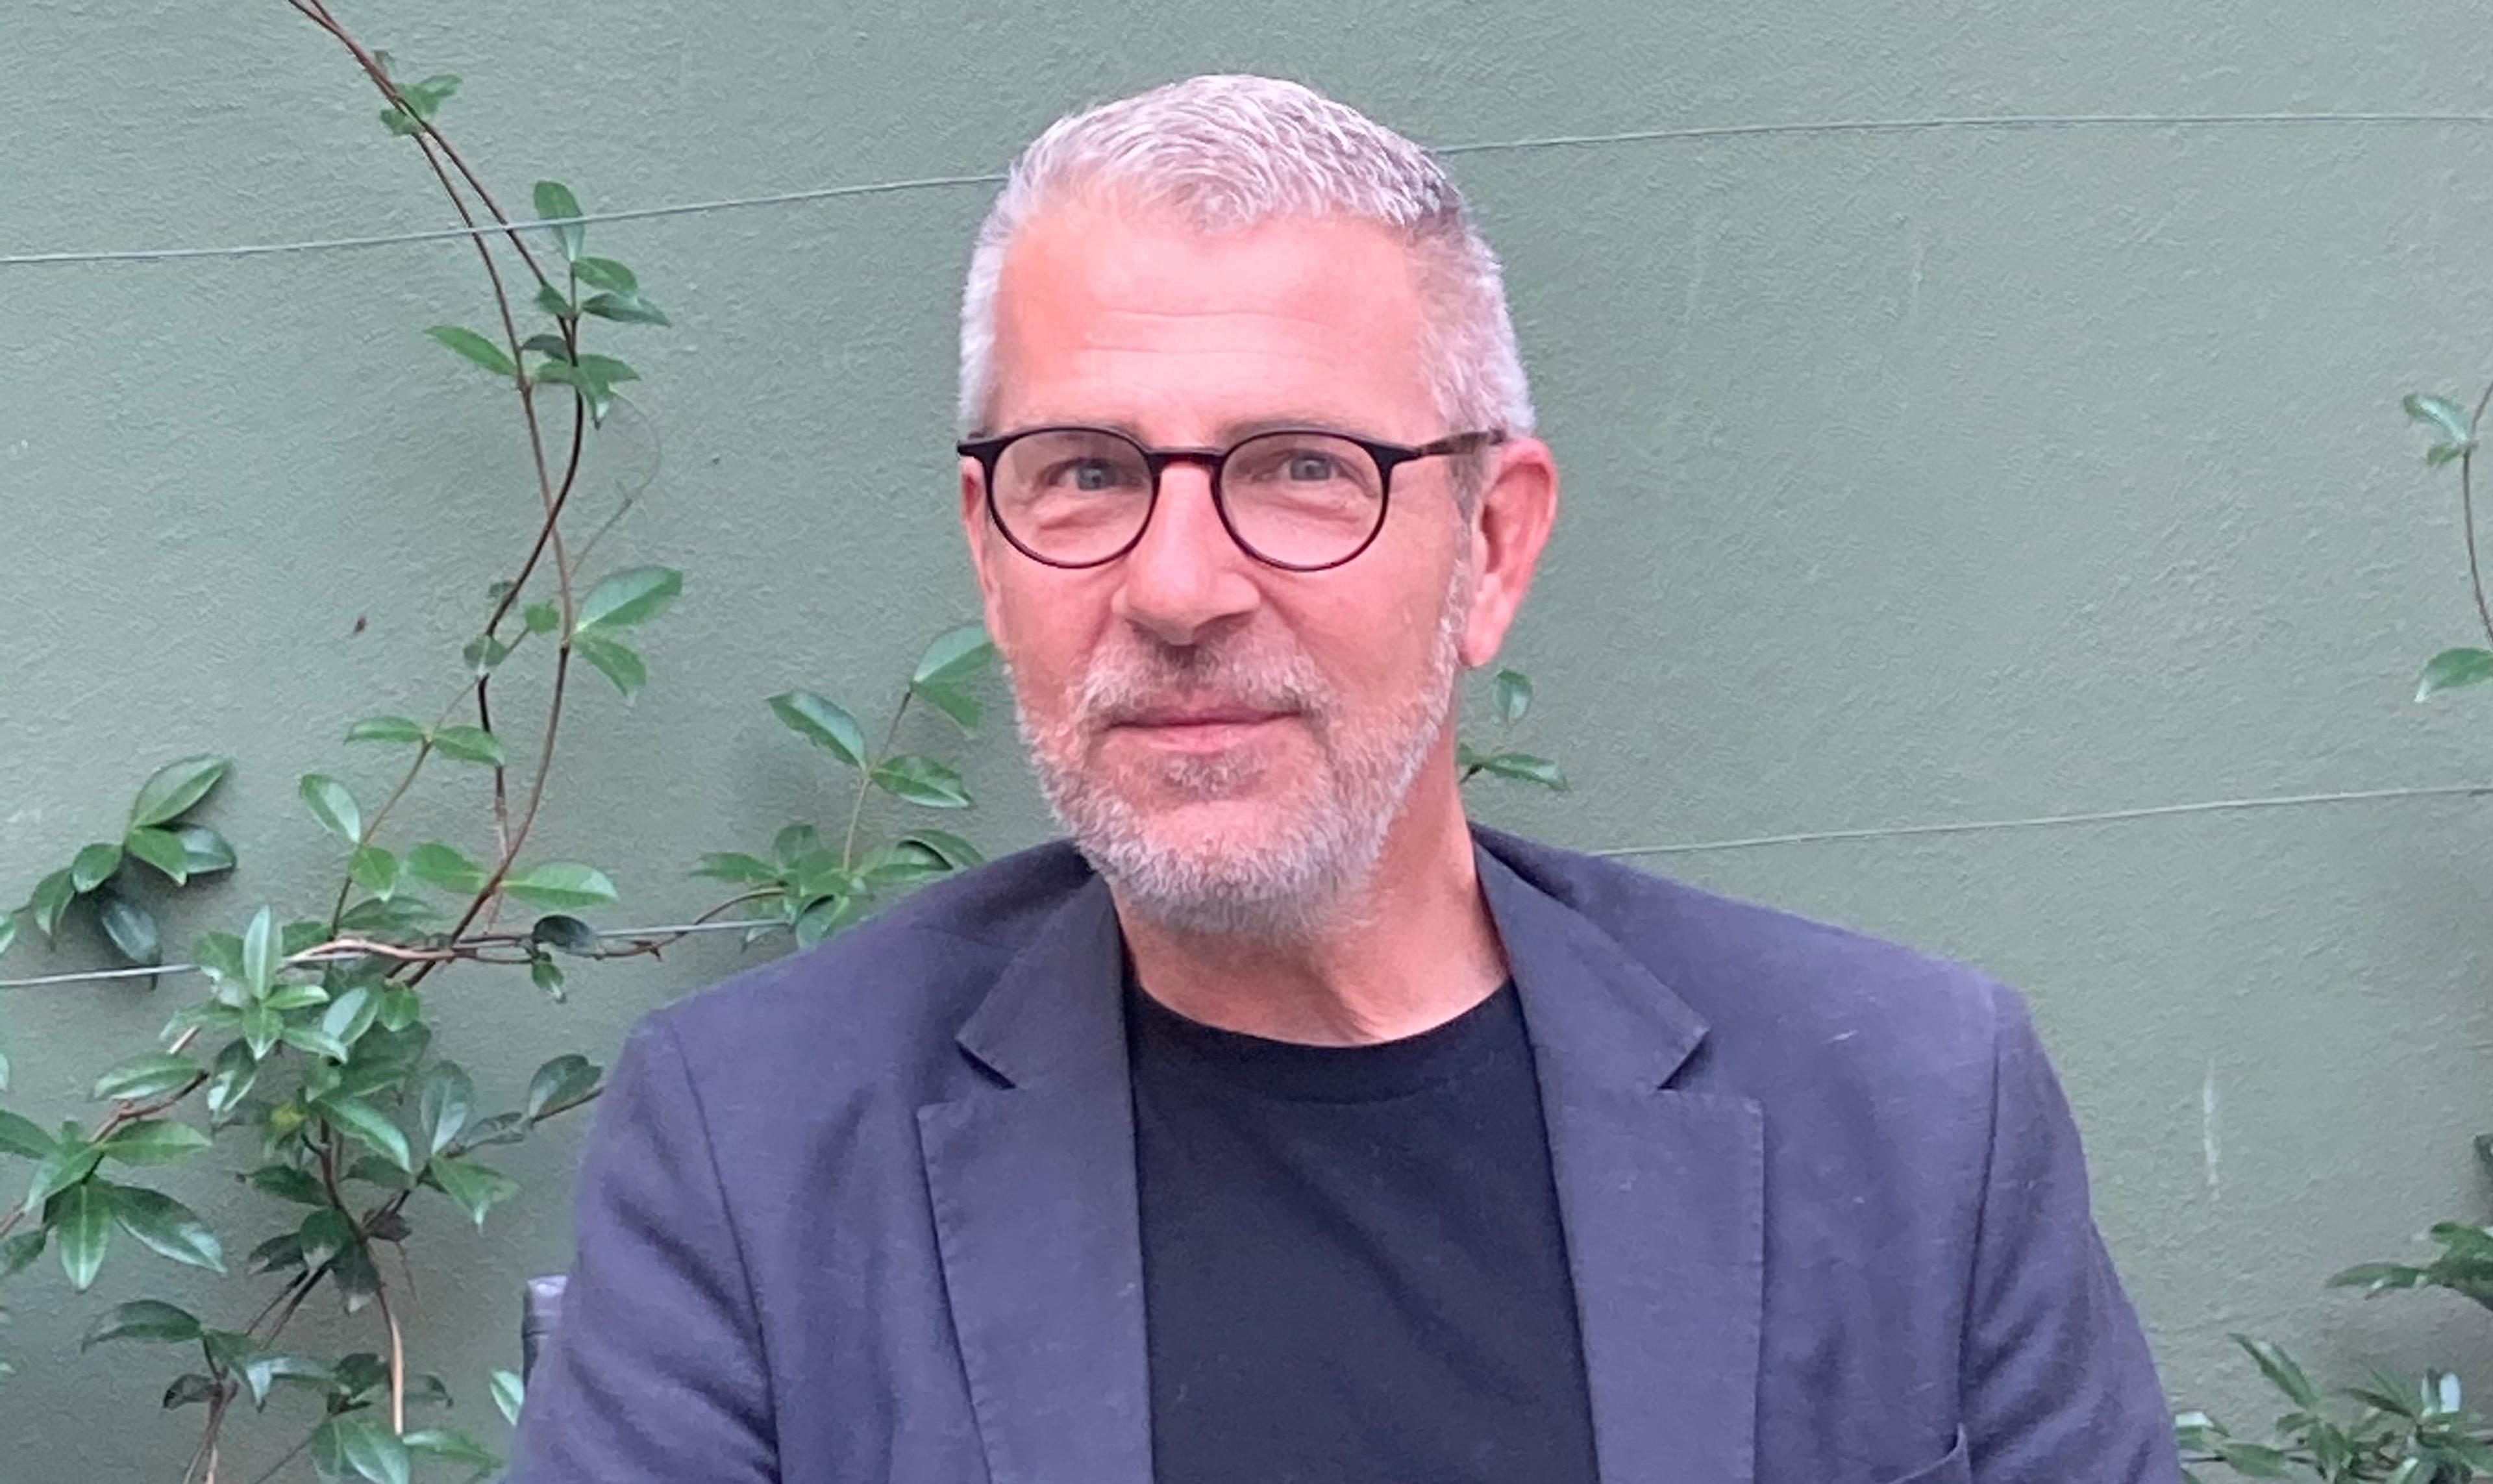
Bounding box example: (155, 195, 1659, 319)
(1015, 575, 1470, 943)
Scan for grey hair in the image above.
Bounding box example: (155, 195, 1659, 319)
(956, 74, 1535, 441)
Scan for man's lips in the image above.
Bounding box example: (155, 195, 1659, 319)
(1115, 705, 1292, 728)
(1101, 703, 1299, 750)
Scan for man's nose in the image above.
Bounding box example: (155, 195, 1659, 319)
(1110, 463, 1262, 646)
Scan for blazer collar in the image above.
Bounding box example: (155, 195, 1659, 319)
(928, 830, 1763, 1484)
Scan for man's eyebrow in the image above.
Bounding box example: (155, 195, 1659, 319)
(984, 414, 1378, 446)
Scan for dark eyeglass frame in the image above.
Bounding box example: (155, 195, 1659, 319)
(956, 424, 1508, 573)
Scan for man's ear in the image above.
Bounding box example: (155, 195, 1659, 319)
(1457, 436, 1558, 669)
(960, 457, 1010, 649)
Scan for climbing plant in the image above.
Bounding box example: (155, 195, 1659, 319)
(2172, 391, 2493, 1482)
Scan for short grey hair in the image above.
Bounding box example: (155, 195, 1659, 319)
(956, 74, 1535, 441)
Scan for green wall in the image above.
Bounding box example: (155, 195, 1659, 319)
(10, 0, 2493, 1473)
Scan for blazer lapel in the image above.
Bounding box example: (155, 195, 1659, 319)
(916, 880, 1154, 1484)
(1479, 841, 1767, 1484)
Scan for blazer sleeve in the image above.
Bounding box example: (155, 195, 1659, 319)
(1961, 987, 2181, 1482)
(509, 1016, 778, 1483)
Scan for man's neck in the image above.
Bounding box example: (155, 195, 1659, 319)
(1112, 764, 1509, 1046)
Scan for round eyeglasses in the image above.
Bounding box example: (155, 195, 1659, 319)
(956, 425, 1506, 572)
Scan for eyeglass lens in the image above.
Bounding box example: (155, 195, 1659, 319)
(989, 428, 1387, 568)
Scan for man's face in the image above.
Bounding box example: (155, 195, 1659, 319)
(963, 199, 1481, 934)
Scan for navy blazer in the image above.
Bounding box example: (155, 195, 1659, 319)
(513, 828, 2178, 1483)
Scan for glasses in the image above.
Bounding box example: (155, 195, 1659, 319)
(956, 425, 1506, 572)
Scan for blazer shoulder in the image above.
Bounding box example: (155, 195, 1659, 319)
(635, 839, 1094, 1096)
(1483, 826, 2015, 1085)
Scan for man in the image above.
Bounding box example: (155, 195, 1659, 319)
(514, 75, 2178, 1483)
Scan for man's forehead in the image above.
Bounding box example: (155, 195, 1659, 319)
(986, 200, 1435, 430)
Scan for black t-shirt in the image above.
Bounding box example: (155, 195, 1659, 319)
(1127, 978, 1602, 1484)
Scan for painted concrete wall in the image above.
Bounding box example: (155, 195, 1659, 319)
(9, 0, 2493, 1474)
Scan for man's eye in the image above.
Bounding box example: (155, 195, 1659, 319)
(1047, 460, 1128, 491)
(1284, 453, 1339, 482)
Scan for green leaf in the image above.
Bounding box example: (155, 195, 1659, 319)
(173, 824, 236, 876)
(573, 630, 647, 700)
(796, 892, 868, 946)
(430, 724, 505, 766)
(0, 1228, 45, 1278)
(376, 986, 421, 1033)
(71, 841, 123, 892)
(122, 825, 191, 885)
(913, 623, 997, 688)
(315, 1413, 412, 1484)
(345, 715, 427, 745)
(515, 602, 558, 636)
(463, 627, 510, 672)
(404, 1427, 498, 1470)
(248, 1163, 326, 1206)
(417, 1062, 472, 1157)
(574, 565, 683, 632)
(295, 1208, 356, 1275)
(2213, 1439, 2296, 1478)
(109, 1185, 225, 1272)
(1492, 667, 1533, 724)
(871, 754, 972, 809)
(240, 1004, 282, 1061)
(534, 352, 638, 424)
(773, 824, 822, 868)
(693, 851, 780, 887)
(769, 691, 867, 767)
(911, 680, 982, 734)
(28, 869, 75, 937)
(162, 1372, 219, 1409)
(280, 1019, 351, 1063)
(2407, 392, 2475, 446)
(241, 905, 279, 998)
(349, 844, 399, 902)
(299, 774, 362, 844)
(93, 1053, 203, 1103)
(320, 1096, 414, 1172)
(534, 179, 586, 262)
(572, 256, 638, 293)
(99, 1119, 213, 1167)
(94, 891, 161, 966)
(2229, 1333, 2318, 1411)
(52, 1181, 112, 1291)
(899, 828, 984, 871)
(534, 282, 575, 319)
(426, 325, 517, 379)
(531, 914, 602, 958)
(425, 1155, 521, 1228)
(531, 953, 567, 1001)
(204, 1041, 257, 1122)
(861, 839, 950, 889)
(491, 1369, 525, 1426)
(0, 1109, 56, 1159)
(1472, 751, 1569, 791)
(580, 290, 671, 325)
(405, 843, 488, 896)
(26, 1138, 103, 1208)
(527, 1054, 602, 1120)
(129, 755, 229, 828)
(504, 861, 619, 910)
(322, 986, 381, 1051)
(2418, 647, 2493, 700)
(81, 1298, 201, 1349)
(0, 909, 14, 960)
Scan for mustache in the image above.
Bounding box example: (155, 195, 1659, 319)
(1074, 636, 1331, 727)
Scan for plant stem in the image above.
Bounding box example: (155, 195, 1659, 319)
(843, 695, 913, 871)
(2463, 381, 2493, 649)
(373, 1274, 407, 1435)
(0, 1026, 204, 1241)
